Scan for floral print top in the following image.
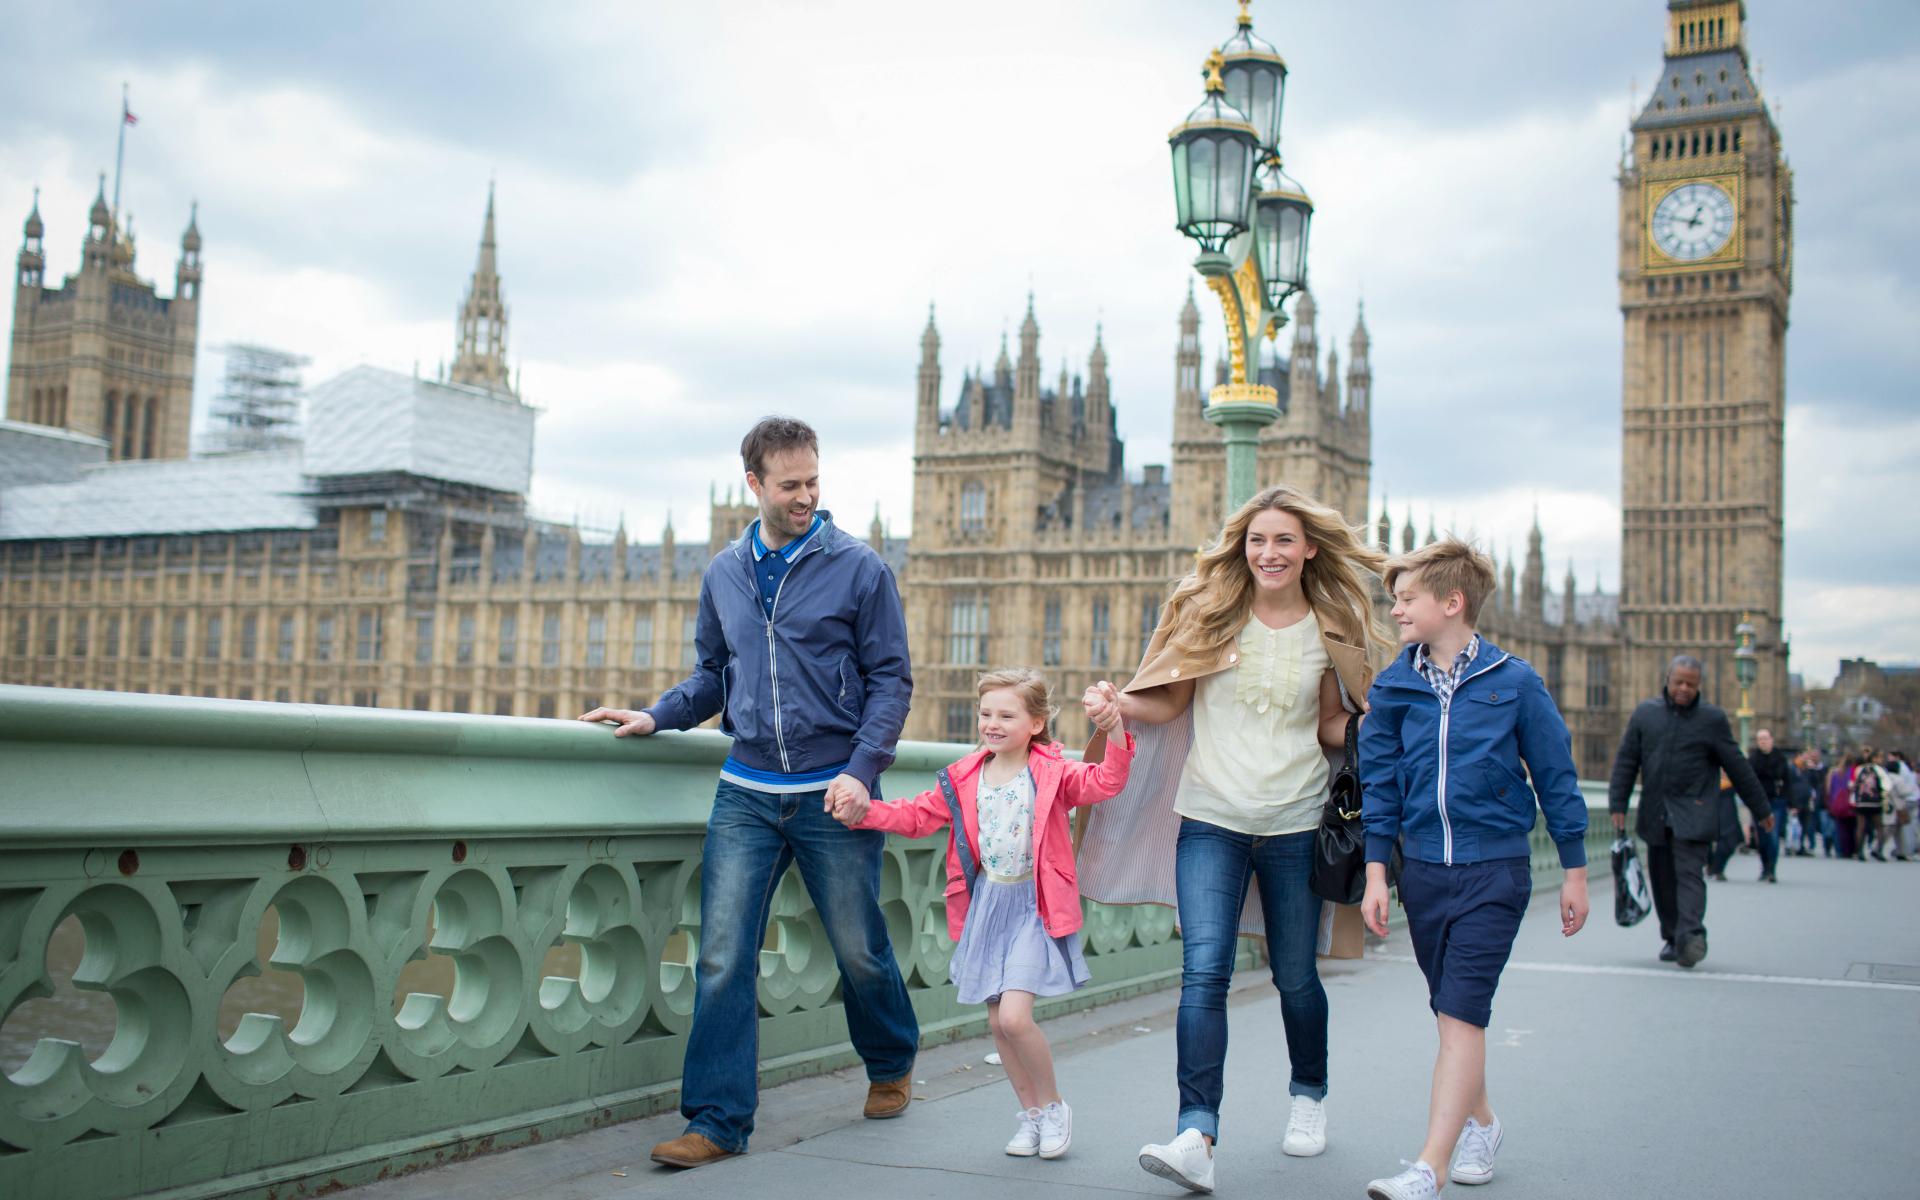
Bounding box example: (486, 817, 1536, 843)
(975, 765, 1037, 877)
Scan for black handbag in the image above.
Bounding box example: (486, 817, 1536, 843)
(1310, 713, 1368, 905)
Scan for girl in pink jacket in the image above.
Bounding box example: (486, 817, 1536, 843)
(833, 667, 1133, 1162)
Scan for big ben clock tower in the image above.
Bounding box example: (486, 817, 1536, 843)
(1619, 0, 1792, 735)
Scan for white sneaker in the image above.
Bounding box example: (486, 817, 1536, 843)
(1450, 1114, 1502, 1185)
(1367, 1160, 1440, 1200)
(1138, 1128, 1214, 1194)
(1038, 1100, 1072, 1159)
(1004, 1107, 1041, 1157)
(1282, 1094, 1327, 1156)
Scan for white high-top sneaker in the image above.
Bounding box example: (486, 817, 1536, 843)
(1004, 1107, 1042, 1157)
(1281, 1094, 1327, 1156)
(1450, 1114, 1503, 1185)
(1037, 1100, 1072, 1159)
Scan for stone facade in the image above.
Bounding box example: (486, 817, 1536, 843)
(6, 180, 201, 461)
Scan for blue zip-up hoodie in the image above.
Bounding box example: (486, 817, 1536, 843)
(1359, 638, 1587, 869)
(644, 512, 912, 794)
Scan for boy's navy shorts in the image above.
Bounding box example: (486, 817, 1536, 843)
(1397, 856, 1531, 1028)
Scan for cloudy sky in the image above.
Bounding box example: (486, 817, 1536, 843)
(2, 0, 1914, 685)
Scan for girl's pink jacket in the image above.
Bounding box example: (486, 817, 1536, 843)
(854, 732, 1136, 942)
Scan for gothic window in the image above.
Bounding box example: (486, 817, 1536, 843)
(203, 614, 223, 661)
(104, 616, 121, 658)
(1042, 598, 1063, 667)
(541, 610, 561, 665)
(277, 616, 295, 663)
(240, 614, 258, 661)
(11, 615, 26, 657)
(1585, 650, 1611, 710)
(945, 699, 974, 742)
(494, 694, 514, 717)
(1140, 598, 1159, 660)
(314, 615, 334, 663)
(142, 397, 158, 458)
(948, 596, 989, 665)
(538, 695, 557, 719)
(632, 613, 654, 667)
(1091, 599, 1111, 668)
(960, 482, 987, 534)
(412, 692, 431, 711)
(1545, 645, 1564, 704)
(169, 614, 188, 660)
(586, 612, 607, 667)
(356, 611, 382, 661)
(415, 616, 434, 665)
(41, 614, 59, 657)
(70, 615, 88, 658)
(368, 509, 388, 545)
(139, 614, 155, 659)
(498, 613, 518, 666)
(681, 614, 699, 668)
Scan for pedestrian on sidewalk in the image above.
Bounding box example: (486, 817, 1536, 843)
(579, 416, 920, 1169)
(1357, 539, 1590, 1200)
(1852, 751, 1888, 860)
(1879, 750, 1916, 860)
(1748, 728, 1790, 882)
(835, 669, 1134, 1162)
(1075, 484, 1386, 1195)
(1829, 755, 1859, 859)
(1789, 748, 1822, 856)
(1607, 655, 1772, 969)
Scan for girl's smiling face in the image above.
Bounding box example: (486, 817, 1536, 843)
(978, 687, 1045, 757)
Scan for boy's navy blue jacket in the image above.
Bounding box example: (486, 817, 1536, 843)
(1358, 638, 1588, 869)
(645, 512, 912, 794)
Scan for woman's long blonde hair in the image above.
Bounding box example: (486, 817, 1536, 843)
(1162, 484, 1391, 664)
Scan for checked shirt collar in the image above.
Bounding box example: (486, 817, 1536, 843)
(1414, 633, 1481, 707)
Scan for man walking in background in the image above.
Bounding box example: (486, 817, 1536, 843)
(1608, 655, 1773, 968)
(1747, 728, 1791, 883)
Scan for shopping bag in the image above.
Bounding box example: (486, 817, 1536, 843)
(1612, 835, 1651, 927)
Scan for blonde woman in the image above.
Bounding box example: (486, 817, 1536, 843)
(1081, 484, 1388, 1194)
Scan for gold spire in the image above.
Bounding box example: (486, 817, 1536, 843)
(1237, 0, 1253, 27)
(1204, 49, 1226, 93)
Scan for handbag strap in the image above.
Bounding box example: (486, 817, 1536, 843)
(937, 768, 979, 895)
(1327, 712, 1362, 821)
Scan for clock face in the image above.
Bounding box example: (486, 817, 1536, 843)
(1651, 181, 1736, 262)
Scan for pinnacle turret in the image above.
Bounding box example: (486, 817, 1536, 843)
(449, 183, 513, 396)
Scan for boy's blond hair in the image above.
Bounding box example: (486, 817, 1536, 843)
(1384, 538, 1498, 627)
(976, 667, 1060, 744)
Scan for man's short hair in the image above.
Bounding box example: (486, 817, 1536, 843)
(1383, 538, 1497, 626)
(1667, 653, 1704, 678)
(740, 416, 819, 479)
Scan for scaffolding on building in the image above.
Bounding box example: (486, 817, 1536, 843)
(204, 343, 309, 454)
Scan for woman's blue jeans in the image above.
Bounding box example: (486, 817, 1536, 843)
(679, 781, 918, 1152)
(1173, 820, 1328, 1142)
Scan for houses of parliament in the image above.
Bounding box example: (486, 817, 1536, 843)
(0, 0, 1791, 781)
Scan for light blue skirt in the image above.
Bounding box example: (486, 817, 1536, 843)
(949, 874, 1090, 1005)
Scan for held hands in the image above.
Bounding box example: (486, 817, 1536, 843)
(1081, 681, 1123, 735)
(825, 773, 871, 827)
(578, 706, 656, 737)
(1560, 868, 1590, 937)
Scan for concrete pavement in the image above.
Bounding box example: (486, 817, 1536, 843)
(347, 851, 1920, 1199)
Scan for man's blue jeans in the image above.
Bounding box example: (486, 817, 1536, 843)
(1173, 820, 1328, 1143)
(680, 781, 918, 1152)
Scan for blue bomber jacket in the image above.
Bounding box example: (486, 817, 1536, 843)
(644, 513, 912, 794)
(1358, 638, 1588, 869)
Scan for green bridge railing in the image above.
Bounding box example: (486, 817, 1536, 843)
(0, 686, 1616, 1200)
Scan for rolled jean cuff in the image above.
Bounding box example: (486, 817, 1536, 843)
(1288, 1078, 1328, 1102)
(1177, 1107, 1219, 1142)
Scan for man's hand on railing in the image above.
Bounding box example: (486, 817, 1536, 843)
(578, 707, 656, 737)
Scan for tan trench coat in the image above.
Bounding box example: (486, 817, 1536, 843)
(1077, 607, 1377, 956)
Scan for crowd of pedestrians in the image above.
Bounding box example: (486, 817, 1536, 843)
(1786, 745, 1919, 862)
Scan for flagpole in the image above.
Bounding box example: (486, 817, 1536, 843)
(111, 82, 127, 234)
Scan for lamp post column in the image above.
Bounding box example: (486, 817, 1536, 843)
(1734, 614, 1758, 752)
(1208, 396, 1278, 509)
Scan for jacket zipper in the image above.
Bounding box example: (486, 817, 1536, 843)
(1434, 653, 1510, 865)
(761, 537, 822, 774)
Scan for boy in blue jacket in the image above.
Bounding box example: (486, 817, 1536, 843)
(1357, 539, 1589, 1200)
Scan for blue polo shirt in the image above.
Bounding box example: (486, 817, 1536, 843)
(749, 515, 821, 618)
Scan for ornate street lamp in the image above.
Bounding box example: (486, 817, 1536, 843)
(1167, 2, 1315, 510)
(1799, 698, 1816, 755)
(1733, 613, 1758, 751)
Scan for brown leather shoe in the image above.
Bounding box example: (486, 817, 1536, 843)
(863, 1075, 913, 1119)
(650, 1131, 737, 1168)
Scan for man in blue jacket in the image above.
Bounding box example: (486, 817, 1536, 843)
(581, 416, 917, 1168)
